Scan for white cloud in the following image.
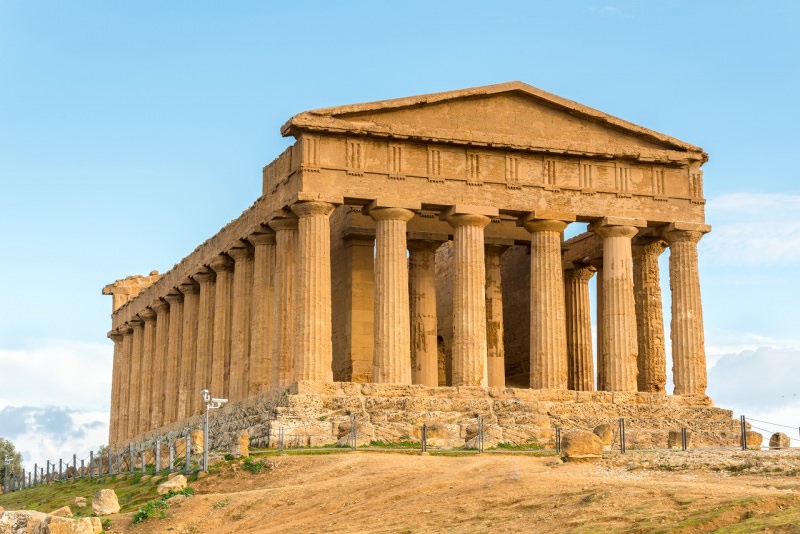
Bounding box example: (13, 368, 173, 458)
(702, 193, 800, 266)
(588, 5, 632, 18)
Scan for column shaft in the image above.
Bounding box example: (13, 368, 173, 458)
(228, 244, 254, 402)
(151, 301, 170, 430)
(408, 240, 439, 387)
(127, 319, 144, 439)
(108, 331, 123, 447)
(248, 232, 276, 395)
(139, 308, 157, 433)
(292, 201, 336, 382)
(448, 213, 491, 387)
(564, 265, 595, 391)
(371, 208, 414, 384)
(210, 255, 234, 398)
(485, 245, 507, 388)
(665, 227, 708, 395)
(193, 270, 216, 411)
(526, 220, 569, 389)
(269, 217, 299, 387)
(595, 224, 639, 391)
(164, 292, 184, 424)
(117, 326, 133, 443)
(595, 264, 605, 391)
(178, 280, 199, 420)
(632, 238, 667, 393)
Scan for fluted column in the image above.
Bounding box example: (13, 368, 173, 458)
(139, 307, 157, 433)
(291, 201, 336, 382)
(594, 262, 605, 391)
(178, 279, 199, 419)
(151, 300, 170, 429)
(632, 237, 668, 393)
(269, 217, 299, 387)
(163, 291, 184, 424)
(371, 207, 414, 384)
(117, 325, 133, 442)
(593, 220, 642, 391)
(127, 317, 144, 439)
(564, 264, 596, 391)
(485, 244, 508, 388)
(447, 213, 491, 387)
(248, 232, 276, 396)
(209, 254, 234, 398)
(664, 223, 710, 395)
(108, 330, 123, 446)
(408, 239, 439, 387)
(525, 219, 569, 390)
(193, 269, 216, 409)
(228, 243, 254, 402)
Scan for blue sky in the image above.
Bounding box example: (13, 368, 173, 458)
(1, 1, 799, 466)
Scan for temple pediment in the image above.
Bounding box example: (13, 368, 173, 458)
(282, 81, 707, 163)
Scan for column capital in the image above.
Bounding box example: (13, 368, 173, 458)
(192, 268, 216, 285)
(523, 219, 568, 234)
(369, 207, 415, 223)
(208, 254, 234, 273)
(662, 222, 711, 244)
(164, 291, 184, 306)
(139, 308, 156, 322)
(446, 213, 491, 228)
(290, 200, 336, 218)
(564, 263, 597, 281)
(247, 231, 276, 247)
(108, 330, 123, 343)
(119, 324, 133, 335)
(227, 242, 254, 262)
(152, 299, 169, 314)
(178, 278, 200, 294)
(593, 224, 639, 240)
(268, 216, 299, 232)
(129, 317, 144, 329)
(631, 237, 668, 258)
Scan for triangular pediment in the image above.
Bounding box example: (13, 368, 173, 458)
(282, 82, 706, 163)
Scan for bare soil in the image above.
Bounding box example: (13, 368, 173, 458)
(113, 450, 800, 533)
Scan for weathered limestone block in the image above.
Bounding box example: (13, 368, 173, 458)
(49, 507, 72, 518)
(667, 429, 692, 449)
(157, 474, 187, 495)
(0, 510, 49, 533)
(190, 429, 204, 455)
(561, 430, 604, 462)
(72, 497, 86, 509)
(769, 432, 790, 449)
(91, 489, 120, 515)
(593, 424, 614, 446)
(230, 430, 250, 458)
(39, 515, 103, 534)
(745, 431, 763, 450)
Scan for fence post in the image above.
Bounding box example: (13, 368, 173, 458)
(58, 459, 63, 480)
(681, 428, 688, 451)
(141, 451, 146, 474)
(129, 444, 135, 474)
(350, 414, 357, 451)
(72, 454, 77, 479)
(107, 448, 112, 475)
(90, 451, 94, 478)
(33, 463, 38, 486)
(619, 418, 626, 454)
(555, 427, 562, 454)
(169, 442, 175, 473)
(478, 416, 485, 454)
(740, 415, 747, 450)
(422, 423, 427, 453)
(185, 434, 192, 473)
(155, 439, 161, 473)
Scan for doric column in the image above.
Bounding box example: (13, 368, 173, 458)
(524, 218, 569, 390)
(594, 262, 605, 391)
(127, 317, 144, 439)
(117, 324, 133, 443)
(447, 212, 492, 387)
(163, 291, 184, 424)
(408, 239, 439, 387)
(269, 216, 299, 387)
(291, 201, 336, 382)
(564, 264, 596, 391)
(209, 254, 234, 398)
(632, 237, 668, 393)
(107, 330, 123, 447)
(485, 243, 508, 388)
(592, 218, 644, 391)
(228, 243, 254, 402)
(151, 299, 170, 430)
(178, 279, 199, 419)
(139, 307, 157, 433)
(192, 269, 216, 408)
(370, 207, 415, 384)
(663, 223, 710, 395)
(248, 232, 276, 396)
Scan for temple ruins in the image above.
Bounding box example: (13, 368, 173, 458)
(104, 82, 732, 450)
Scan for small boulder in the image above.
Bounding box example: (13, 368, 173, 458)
(745, 431, 763, 450)
(157, 474, 187, 495)
(561, 430, 604, 462)
(50, 506, 73, 517)
(91, 488, 120, 515)
(0, 510, 49, 533)
(667, 429, 693, 449)
(40, 515, 103, 534)
(592, 424, 614, 447)
(230, 430, 250, 458)
(769, 432, 790, 449)
(72, 497, 87, 508)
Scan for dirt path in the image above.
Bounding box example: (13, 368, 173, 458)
(116, 451, 800, 533)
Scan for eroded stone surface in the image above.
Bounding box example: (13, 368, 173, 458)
(91, 489, 120, 515)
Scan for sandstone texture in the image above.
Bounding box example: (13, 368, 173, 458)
(561, 430, 604, 461)
(769, 432, 790, 449)
(0, 510, 48, 533)
(71, 498, 85, 509)
(48, 507, 71, 518)
(157, 474, 187, 496)
(91, 489, 119, 515)
(746, 431, 764, 450)
(593, 424, 614, 446)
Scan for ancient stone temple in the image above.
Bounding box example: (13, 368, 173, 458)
(104, 82, 726, 449)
